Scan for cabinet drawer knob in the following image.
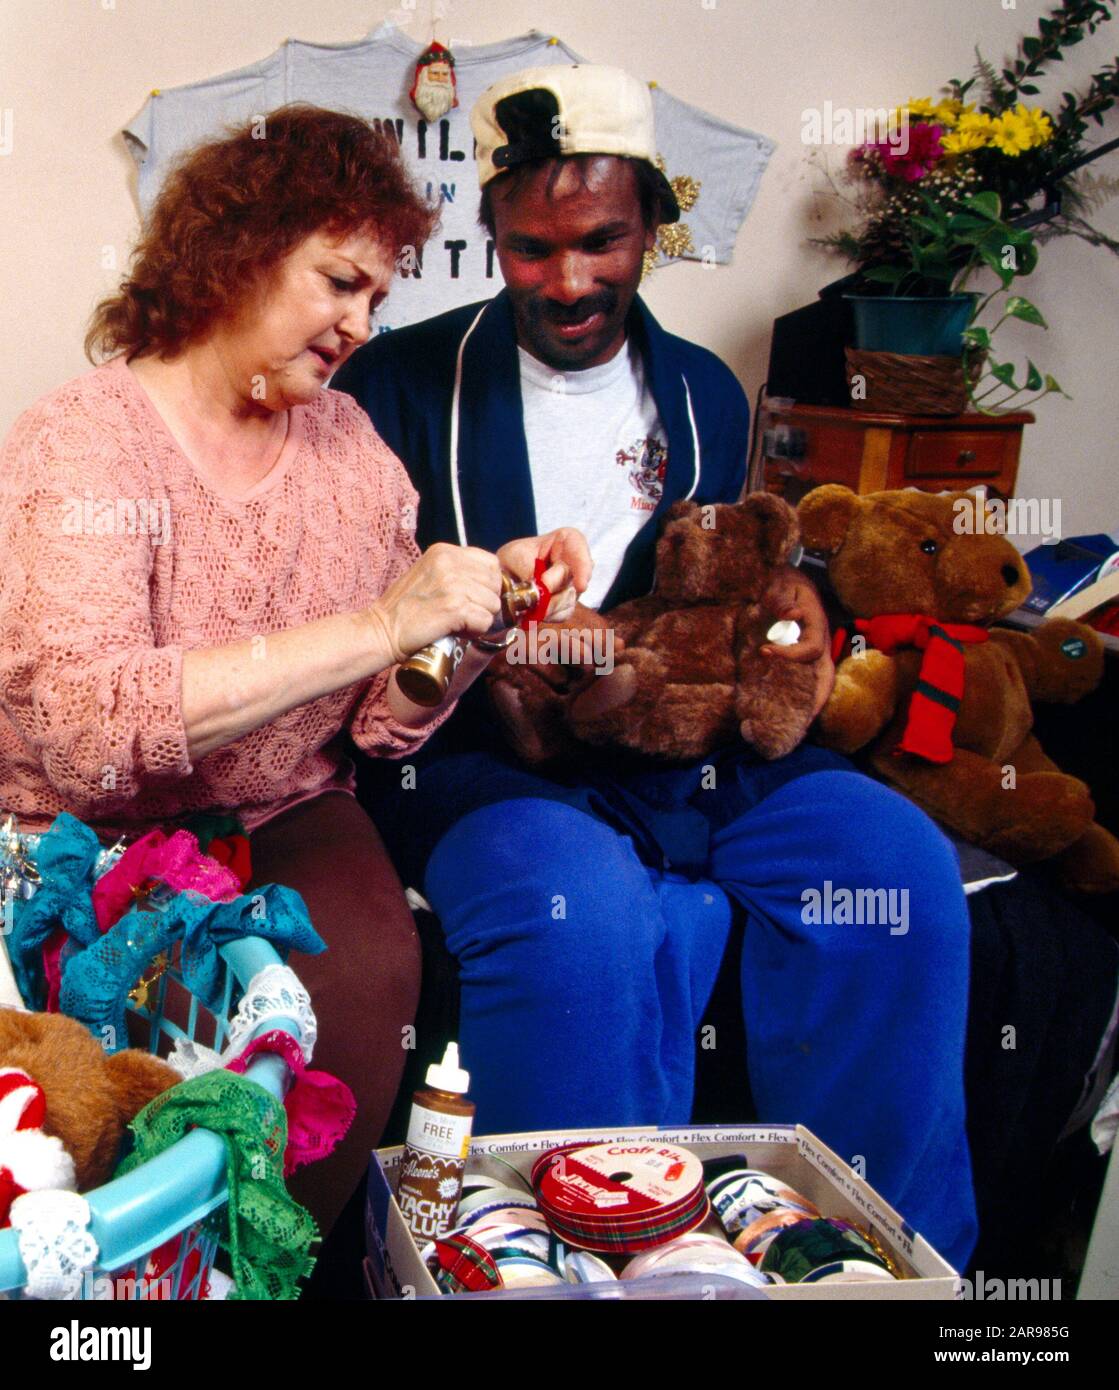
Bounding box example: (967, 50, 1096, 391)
(956, 449, 977, 466)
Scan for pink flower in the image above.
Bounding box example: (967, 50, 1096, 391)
(873, 122, 945, 183)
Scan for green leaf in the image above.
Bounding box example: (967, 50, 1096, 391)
(1044, 374, 1068, 396)
(963, 326, 992, 348)
(1016, 241, 1040, 275)
(990, 360, 1019, 388)
(911, 214, 945, 236)
(947, 214, 999, 243)
(862, 265, 907, 284)
(1019, 83, 1041, 94)
(1005, 295, 1048, 327)
(977, 241, 1016, 286)
(1024, 360, 1044, 391)
(963, 191, 1002, 220)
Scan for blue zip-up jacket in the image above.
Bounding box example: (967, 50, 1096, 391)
(331, 289, 786, 881)
(331, 289, 750, 609)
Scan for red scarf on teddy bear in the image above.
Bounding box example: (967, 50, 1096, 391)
(833, 614, 989, 764)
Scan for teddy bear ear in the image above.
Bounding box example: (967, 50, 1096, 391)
(797, 485, 861, 556)
(741, 492, 799, 566)
(664, 499, 699, 525)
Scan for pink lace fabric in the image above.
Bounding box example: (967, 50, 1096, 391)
(91, 827, 241, 933)
(226, 1029, 355, 1177)
(0, 355, 455, 839)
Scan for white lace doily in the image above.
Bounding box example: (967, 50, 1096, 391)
(9, 1189, 100, 1300)
(166, 963, 317, 1080)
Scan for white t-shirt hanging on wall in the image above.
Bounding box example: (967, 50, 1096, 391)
(519, 340, 666, 610)
(122, 23, 776, 335)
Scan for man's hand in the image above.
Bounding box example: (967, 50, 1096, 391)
(496, 527, 593, 625)
(762, 565, 835, 719)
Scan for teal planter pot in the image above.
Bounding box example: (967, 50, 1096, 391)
(844, 293, 979, 356)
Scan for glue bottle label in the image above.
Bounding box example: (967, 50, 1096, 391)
(406, 1103, 473, 1161)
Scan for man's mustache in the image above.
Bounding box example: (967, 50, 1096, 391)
(527, 293, 617, 327)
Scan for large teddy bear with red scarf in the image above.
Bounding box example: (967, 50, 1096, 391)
(798, 484, 1119, 893)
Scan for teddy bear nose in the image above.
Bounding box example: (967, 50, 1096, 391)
(1002, 564, 1020, 587)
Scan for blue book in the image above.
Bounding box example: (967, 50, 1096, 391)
(1021, 535, 1119, 616)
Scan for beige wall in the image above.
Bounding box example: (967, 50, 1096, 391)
(2, 0, 1116, 536)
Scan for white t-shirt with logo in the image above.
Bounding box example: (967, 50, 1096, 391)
(519, 341, 667, 609)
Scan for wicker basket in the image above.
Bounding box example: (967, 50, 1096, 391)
(845, 346, 984, 416)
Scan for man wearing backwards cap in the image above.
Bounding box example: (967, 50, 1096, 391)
(334, 65, 976, 1270)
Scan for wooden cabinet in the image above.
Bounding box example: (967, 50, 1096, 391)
(749, 401, 1032, 503)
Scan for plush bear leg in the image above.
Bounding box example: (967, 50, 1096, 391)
(1051, 823, 1119, 894)
(489, 674, 581, 765)
(869, 739, 1095, 863)
(1007, 735, 1119, 891)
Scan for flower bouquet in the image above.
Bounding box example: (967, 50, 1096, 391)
(812, 0, 1119, 414)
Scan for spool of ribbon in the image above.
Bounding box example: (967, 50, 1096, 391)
(532, 1141, 709, 1254)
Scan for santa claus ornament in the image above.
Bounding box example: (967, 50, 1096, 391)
(0, 1067, 75, 1228)
(410, 41, 458, 121)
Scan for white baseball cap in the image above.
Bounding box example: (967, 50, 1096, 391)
(470, 64, 680, 221)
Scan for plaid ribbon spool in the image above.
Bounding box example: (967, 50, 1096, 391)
(532, 1141, 709, 1254)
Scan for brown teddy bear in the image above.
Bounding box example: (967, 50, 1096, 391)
(487, 494, 826, 764)
(0, 1007, 178, 1223)
(798, 484, 1119, 892)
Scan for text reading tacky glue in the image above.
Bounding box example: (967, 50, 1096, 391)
(396, 1042, 475, 1244)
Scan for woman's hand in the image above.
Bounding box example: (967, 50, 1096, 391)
(366, 543, 504, 664)
(496, 527, 593, 624)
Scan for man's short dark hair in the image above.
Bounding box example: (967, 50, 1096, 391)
(478, 154, 668, 238)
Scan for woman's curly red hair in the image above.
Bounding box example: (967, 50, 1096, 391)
(86, 104, 438, 362)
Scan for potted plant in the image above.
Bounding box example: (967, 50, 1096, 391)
(809, 0, 1119, 413)
(846, 189, 1038, 353)
(847, 189, 1070, 414)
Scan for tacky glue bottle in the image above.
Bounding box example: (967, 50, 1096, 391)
(397, 1042, 475, 1243)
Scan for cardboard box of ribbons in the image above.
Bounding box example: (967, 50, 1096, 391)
(365, 1124, 959, 1300)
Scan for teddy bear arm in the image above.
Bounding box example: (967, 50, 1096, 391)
(991, 620, 1103, 704)
(814, 650, 898, 754)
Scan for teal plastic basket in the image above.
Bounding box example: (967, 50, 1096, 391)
(0, 934, 304, 1300)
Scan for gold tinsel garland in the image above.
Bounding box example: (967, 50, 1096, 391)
(642, 157, 703, 280)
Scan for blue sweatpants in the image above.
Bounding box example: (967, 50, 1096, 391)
(424, 766, 977, 1270)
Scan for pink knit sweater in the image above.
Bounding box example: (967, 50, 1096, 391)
(0, 354, 452, 837)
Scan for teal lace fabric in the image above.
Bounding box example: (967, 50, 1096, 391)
(7, 812, 104, 1007)
(60, 883, 324, 1050)
(116, 1069, 318, 1300)
(8, 811, 324, 1046)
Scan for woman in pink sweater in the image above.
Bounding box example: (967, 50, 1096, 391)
(0, 105, 589, 1236)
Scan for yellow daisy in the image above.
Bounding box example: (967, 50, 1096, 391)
(1016, 103, 1054, 148)
(990, 109, 1034, 156)
(930, 98, 973, 128)
(941, 127, 989, 155)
